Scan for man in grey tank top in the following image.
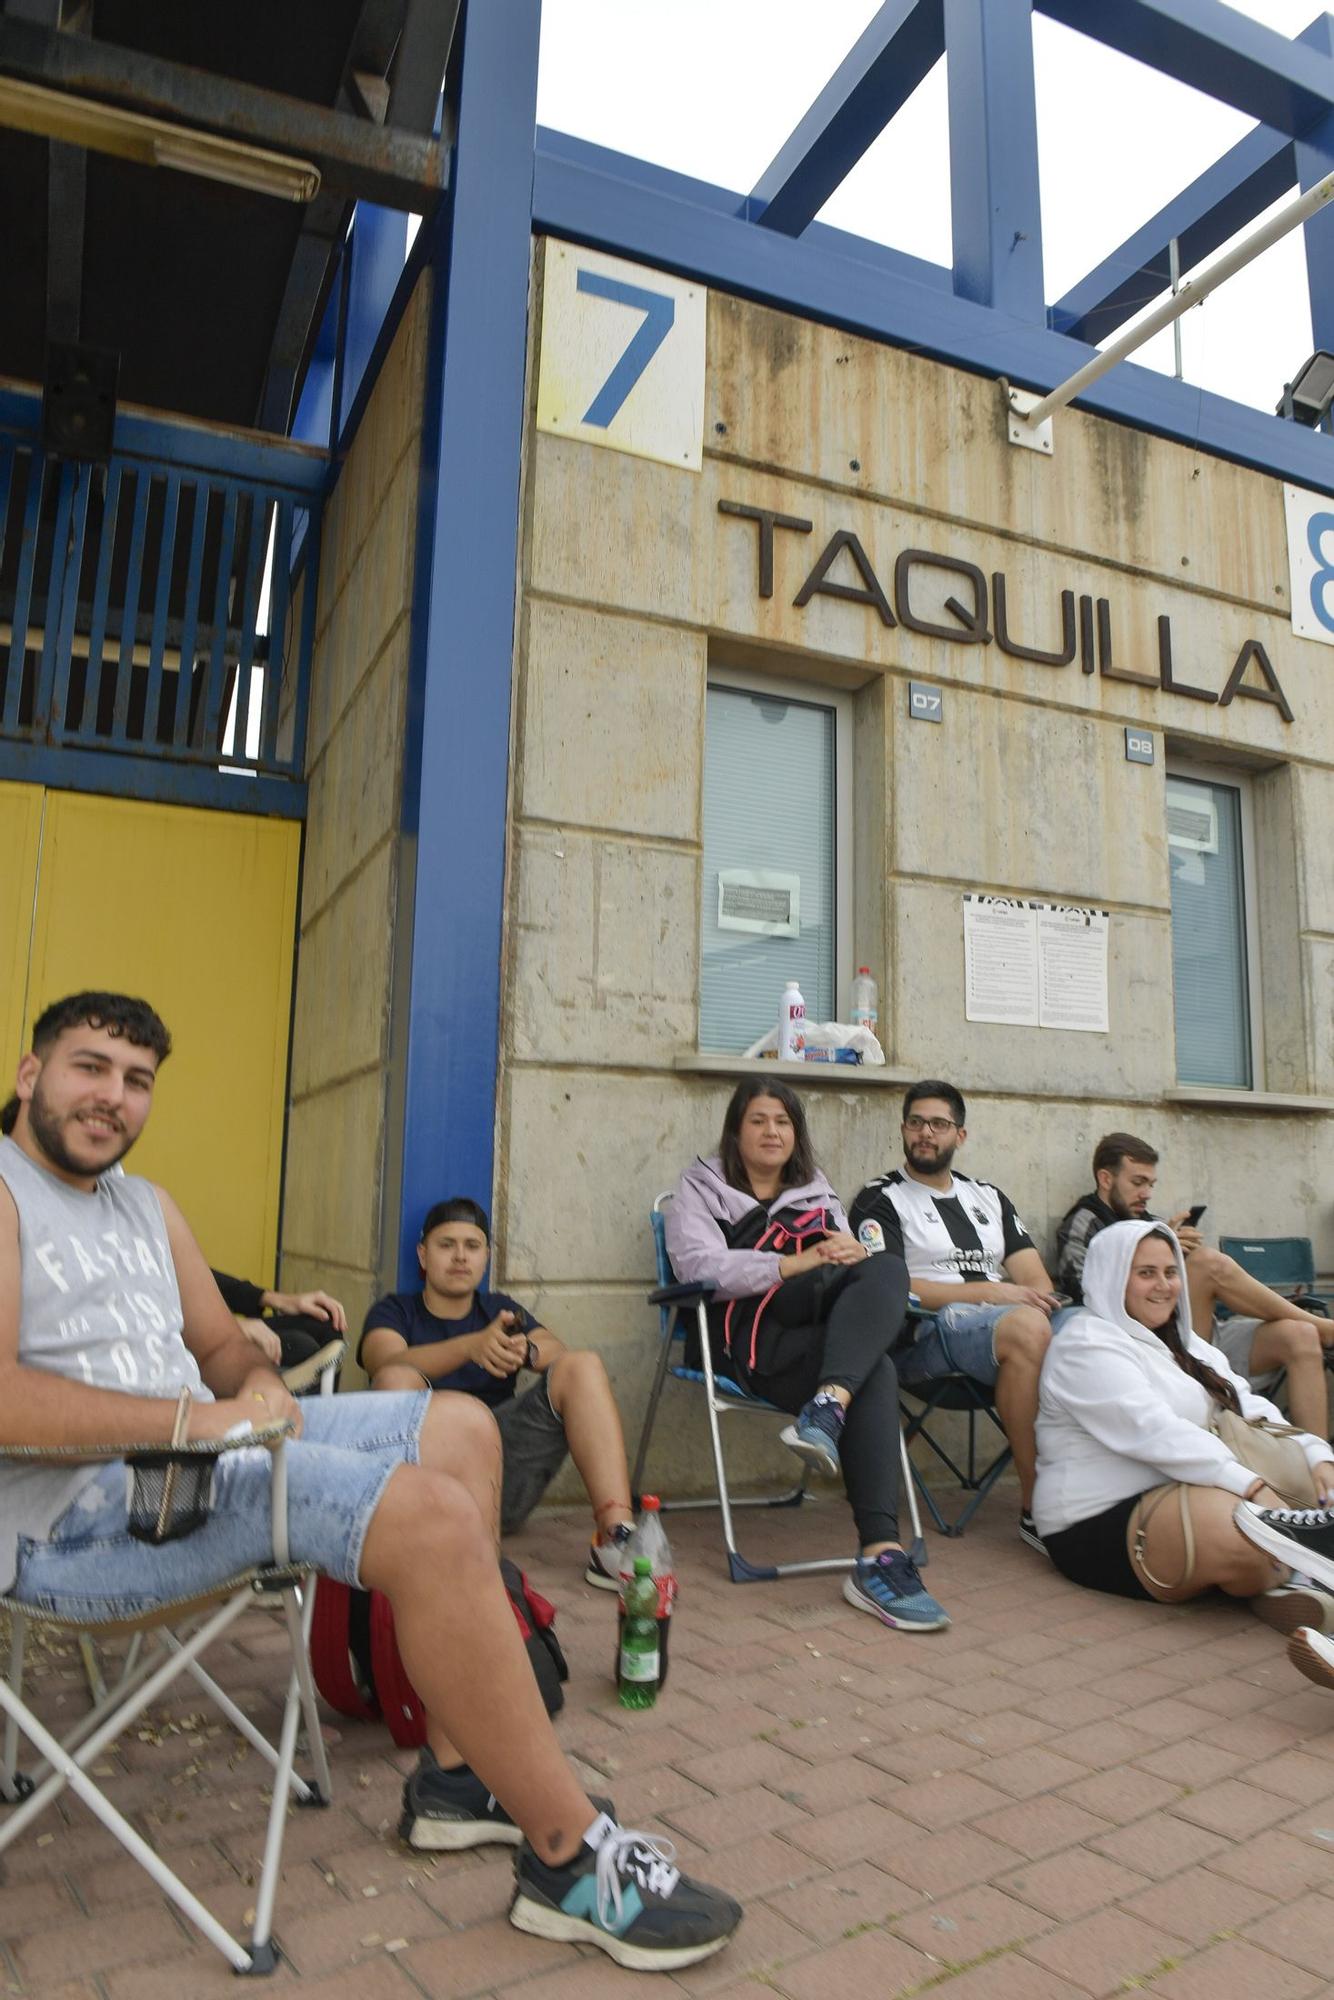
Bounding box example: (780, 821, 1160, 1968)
(0, 992, 740, 1973)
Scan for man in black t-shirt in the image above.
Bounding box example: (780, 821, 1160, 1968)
(362, 1198, 636, 1588)
(849, 1079, 1058, 1553)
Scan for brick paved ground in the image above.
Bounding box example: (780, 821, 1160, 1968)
(2, 1492, 1333, 1999)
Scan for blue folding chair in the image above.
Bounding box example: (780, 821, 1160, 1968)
(630, 1193, 925, 1583)
(1218, 1237, 1333, 1321)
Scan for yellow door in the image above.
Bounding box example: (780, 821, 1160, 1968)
(0, 782, 44, 1079)
(24, 792, 301, 1279)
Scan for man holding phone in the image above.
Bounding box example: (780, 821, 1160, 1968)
(361, 1199, 637, 1587)
(1055, 1133, 1332, 1437)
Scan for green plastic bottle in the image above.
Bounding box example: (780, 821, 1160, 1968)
(617, 1556, 660, 1709)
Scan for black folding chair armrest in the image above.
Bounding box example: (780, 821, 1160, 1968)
(648, 1280, 715, 1307)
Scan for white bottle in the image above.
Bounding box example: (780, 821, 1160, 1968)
(778, 979, 806, 1062)
(851, 966, 878, 1030)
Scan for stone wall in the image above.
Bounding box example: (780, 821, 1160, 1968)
(497, 260, 1334, 1499)
(280, 277, 430, 1354)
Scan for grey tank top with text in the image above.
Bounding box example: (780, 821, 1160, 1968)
(0, 1136, 207, 1593)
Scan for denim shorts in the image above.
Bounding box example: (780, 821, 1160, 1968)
(495, 1377, 569, 1536)
(898, 1301, 1017, 1387)
(10, 1390, 431, 1623)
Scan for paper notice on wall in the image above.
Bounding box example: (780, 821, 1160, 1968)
(963, 896, 1040, 1025)
(964, 895, 1109, 1031)
(1037, 905, 1109, 1033)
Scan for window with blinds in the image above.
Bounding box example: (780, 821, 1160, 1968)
(699, 679, 843, 1052)
(1167, 772, 1254, 1088)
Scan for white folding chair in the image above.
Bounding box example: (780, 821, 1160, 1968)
(632, 1193, 925, 1582)
(0, 1416, 332, 1976)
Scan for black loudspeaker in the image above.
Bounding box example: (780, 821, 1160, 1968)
(42, 342, 120, 461)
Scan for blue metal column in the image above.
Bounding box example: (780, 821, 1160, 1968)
(1293, 16, 1334, 354)
(393, 0, 540, 1281)
(945, 0, 1046, 318)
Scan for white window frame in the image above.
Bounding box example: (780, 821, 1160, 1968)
(704, 666, 854, 1023)
(1165, 757, 1264, 1089)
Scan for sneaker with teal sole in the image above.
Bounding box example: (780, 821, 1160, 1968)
(843, 1549, 950, 1632)
(510, 1816, 743, 1971)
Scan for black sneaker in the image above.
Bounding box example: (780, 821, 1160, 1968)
(400, 1753, 615, 1854)
(1234, 1502, 1334, 1595)
(510, 1815, 742, 1971)
(1018, 1510, 1048, 1557)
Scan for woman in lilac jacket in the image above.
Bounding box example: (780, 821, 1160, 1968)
(666, 1078, 949, 1633)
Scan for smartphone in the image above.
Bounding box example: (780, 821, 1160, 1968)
(1184, 1203, 1207, 1228)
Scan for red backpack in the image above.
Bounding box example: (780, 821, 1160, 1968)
(310, 1559, 567, 1748)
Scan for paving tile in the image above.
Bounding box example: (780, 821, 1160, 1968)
(855, 1729, 979, 1781)
(886, 1769, 1015, 1830)
(996, 1848, 1151, 1921)
(1119, 1860, 1278, 1945)
(275, 1888, 439, 1978)
(1131, 1739, 1247, 1787)
(675, 1738, 803, 1794)
(411, 1850, 515, 1927)
(910, 1955, 1085, 1999)
(672, 1900, 815, 1997)
(971, 1795, 1112, 1860)
(877, 1823, 1024, 1896)
(768, 1923, 937, 2000)
(1020, 1906, 1188, 1995)
(397, 1912, 572, 1998)
(9, 1902, 186, 1984)
(776, 1861, 922, 1943)
(1055, 1764, 1181, 1824)
(889, 1881, 1053, 1959)
(1169, 1776, 1299, 1838)
(774, 1799, 920, 1870)
(662, 1780, 810, 1849)
(1245, 1747, 1334, 1804)
(1206, 1827, 1334, 1898)
(945, 1708, 1053, 1755)
(1239, 1889, 1334, 1977)
(704, 1830, 825, 1899)
(767, 1750, 892, 1816)
(1145, 1937, 1324, 2000)
(1087, 1808, 1230, 1874)
(973, 1745, 1091, 1799)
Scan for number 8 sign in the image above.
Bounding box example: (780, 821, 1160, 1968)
(1284, 481, 1334, 644)
(536, 240, 706, 470)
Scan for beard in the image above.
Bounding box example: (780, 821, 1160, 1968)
(26, 1083, 134, 1177)
(906, 1136, 957, 1176)
(1107, 1188, 1147, 1220)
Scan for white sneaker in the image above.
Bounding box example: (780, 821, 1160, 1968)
(1287, 1625, 1334, 1693)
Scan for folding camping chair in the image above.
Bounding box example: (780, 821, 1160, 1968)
(0, 1414, 332, 1976)
(898, 1367, 1013, 1537)
(1218, 1236, 1333, 1322)
(631, 1193, 925, 1582)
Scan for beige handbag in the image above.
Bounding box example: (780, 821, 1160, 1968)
(1130, 1407, 1319, 1593)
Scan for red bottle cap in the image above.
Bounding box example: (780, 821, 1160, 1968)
(642, 1495, 660, 1510)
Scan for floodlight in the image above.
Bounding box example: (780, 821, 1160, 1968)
(1276, 350, 1334, 427)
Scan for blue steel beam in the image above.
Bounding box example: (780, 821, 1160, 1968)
(1034, 0, 1334, 136)
(1050, 124, 1295, 342)
(1293, 15, 1334, 350)
(750, 0, 944, 237)
(533, 131, 1334, 496)
(393, 0, 541, 1285)
(945, 0, 1045, 317)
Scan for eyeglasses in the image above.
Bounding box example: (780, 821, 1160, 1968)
(903, 1115, 957, 1135)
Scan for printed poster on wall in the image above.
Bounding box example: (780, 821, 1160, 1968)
(964, 896, 1109, 1032)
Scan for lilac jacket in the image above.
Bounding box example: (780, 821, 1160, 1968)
(664, 1154, 849, 1302)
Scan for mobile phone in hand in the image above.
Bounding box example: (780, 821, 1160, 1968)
(1184, 1203, 1207, 1228)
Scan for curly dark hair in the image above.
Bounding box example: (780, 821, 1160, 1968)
(718, 1077, 816, 1195)
(30, 992, 171, 1064)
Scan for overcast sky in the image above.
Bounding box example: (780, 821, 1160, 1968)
(537, 1, 1325, 414)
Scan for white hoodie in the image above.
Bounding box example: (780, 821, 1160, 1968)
(1032, 1219, 1329, 1538)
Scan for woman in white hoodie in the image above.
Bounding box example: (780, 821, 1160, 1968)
(1033, 1220, 1334, 1659)
(666, 1078, 949, 1632)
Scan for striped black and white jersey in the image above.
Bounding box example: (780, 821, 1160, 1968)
(849, 1170, 1034, 1286)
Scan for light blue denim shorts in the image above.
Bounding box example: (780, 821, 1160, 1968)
(10, 1389, 431, 1623)
(898, 1301, 1016, 1387)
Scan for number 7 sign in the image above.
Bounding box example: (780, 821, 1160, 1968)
(536, 240, 706, 470)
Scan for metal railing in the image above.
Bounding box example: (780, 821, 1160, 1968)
(0, 396, 323, 809)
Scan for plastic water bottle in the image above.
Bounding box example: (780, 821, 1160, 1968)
(778, 979, 806, 1062)
(851, 967, 878, 1031)
(618, 1494, 677, 1689)
(618, 1558, 660, 1709)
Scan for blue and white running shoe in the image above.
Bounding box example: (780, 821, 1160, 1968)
(843, 1549, 950, 1632)
(779, 1394, 845, 1478)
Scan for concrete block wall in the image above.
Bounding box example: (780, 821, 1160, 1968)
(496, 258, 1334, 1502)
(280, 277, 430, 1347)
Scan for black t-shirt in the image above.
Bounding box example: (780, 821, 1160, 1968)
(360, 1289, 539, 1408)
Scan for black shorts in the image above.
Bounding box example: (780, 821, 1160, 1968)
(1044, 1492, 1154, 1601)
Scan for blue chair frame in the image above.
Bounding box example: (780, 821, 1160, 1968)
(631, 1194, 925, 1583)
